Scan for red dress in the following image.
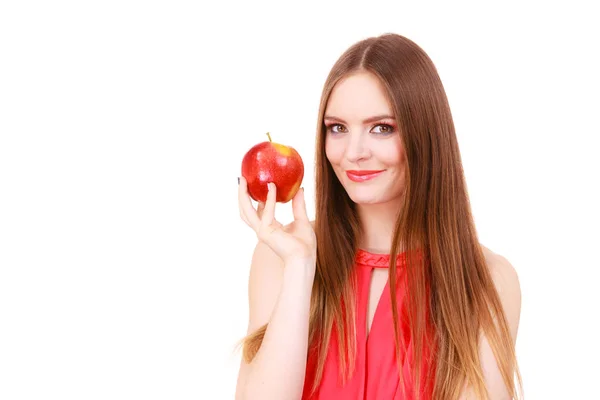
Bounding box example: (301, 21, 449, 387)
(302, 249, 436, 399)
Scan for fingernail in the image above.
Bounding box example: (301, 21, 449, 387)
(237, 177, 240, 185)
(267, 183, 271, 191)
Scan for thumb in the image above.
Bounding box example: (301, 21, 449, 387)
(292, 187, 309, 222)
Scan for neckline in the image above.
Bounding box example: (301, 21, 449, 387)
(355, 248, 409, 268)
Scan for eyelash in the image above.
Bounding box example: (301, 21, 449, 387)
(324, 123, 396, 136)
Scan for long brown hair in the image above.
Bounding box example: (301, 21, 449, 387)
(241, 33, 522, 399)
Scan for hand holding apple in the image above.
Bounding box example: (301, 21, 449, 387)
(241, 133, 304, 203)
(238, 133, 315, 265)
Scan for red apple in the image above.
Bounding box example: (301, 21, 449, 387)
(241, 132, 304, 203)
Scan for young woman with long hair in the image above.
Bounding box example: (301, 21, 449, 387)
(235, 33, 523, 400)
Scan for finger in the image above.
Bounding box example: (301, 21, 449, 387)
(238, 203, 253, 227)
(261, 182, 276, 227)
(237, 177, 256, 228)
(256, 201, 266, 219)
(292, 187, 309, 222)
(238, 176, 260, 230)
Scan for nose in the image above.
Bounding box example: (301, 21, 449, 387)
(345, 132, 370, 163)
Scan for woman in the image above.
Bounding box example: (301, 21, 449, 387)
(235, 33, 522, 400)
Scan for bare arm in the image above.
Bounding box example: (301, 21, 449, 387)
(460, 249, 522, 400)
(235, 180, 317, 400)
(235, 247, 314, 400)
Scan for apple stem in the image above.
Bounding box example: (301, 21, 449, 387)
(266, 132, 272, 142)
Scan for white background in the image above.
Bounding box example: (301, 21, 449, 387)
(1, 1, 598, 399)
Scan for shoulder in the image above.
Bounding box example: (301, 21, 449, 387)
(480, 244, 522, 340)
(480, 245, 521, 302)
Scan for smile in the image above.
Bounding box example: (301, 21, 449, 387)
(345, 170, 385, 182)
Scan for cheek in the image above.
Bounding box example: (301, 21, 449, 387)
(377, 140, 405, 167)
(325, 138, 344, 165)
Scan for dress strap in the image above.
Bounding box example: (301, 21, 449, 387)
(355, 249, 408, 268)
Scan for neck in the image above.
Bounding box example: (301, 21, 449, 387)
(356, 198, 403, 254)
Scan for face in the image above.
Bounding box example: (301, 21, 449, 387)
(324, 71, 406, 206)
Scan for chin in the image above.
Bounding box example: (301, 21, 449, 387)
(340, 180, 405, 206)
(344, 186, 387, 205)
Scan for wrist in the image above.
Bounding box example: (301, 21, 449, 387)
(283, 257, 315, 270)
(283, 258, 316, 283)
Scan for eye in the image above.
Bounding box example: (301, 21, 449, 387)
(326, 123, 347, 134)
(371, 124, 395, 135)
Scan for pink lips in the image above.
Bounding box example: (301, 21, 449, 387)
(345, 170, 385, 182)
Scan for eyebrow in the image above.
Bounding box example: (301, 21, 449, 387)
(323, 114, 396, 124)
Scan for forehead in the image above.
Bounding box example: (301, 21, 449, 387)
(325, 71, 393, 119)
